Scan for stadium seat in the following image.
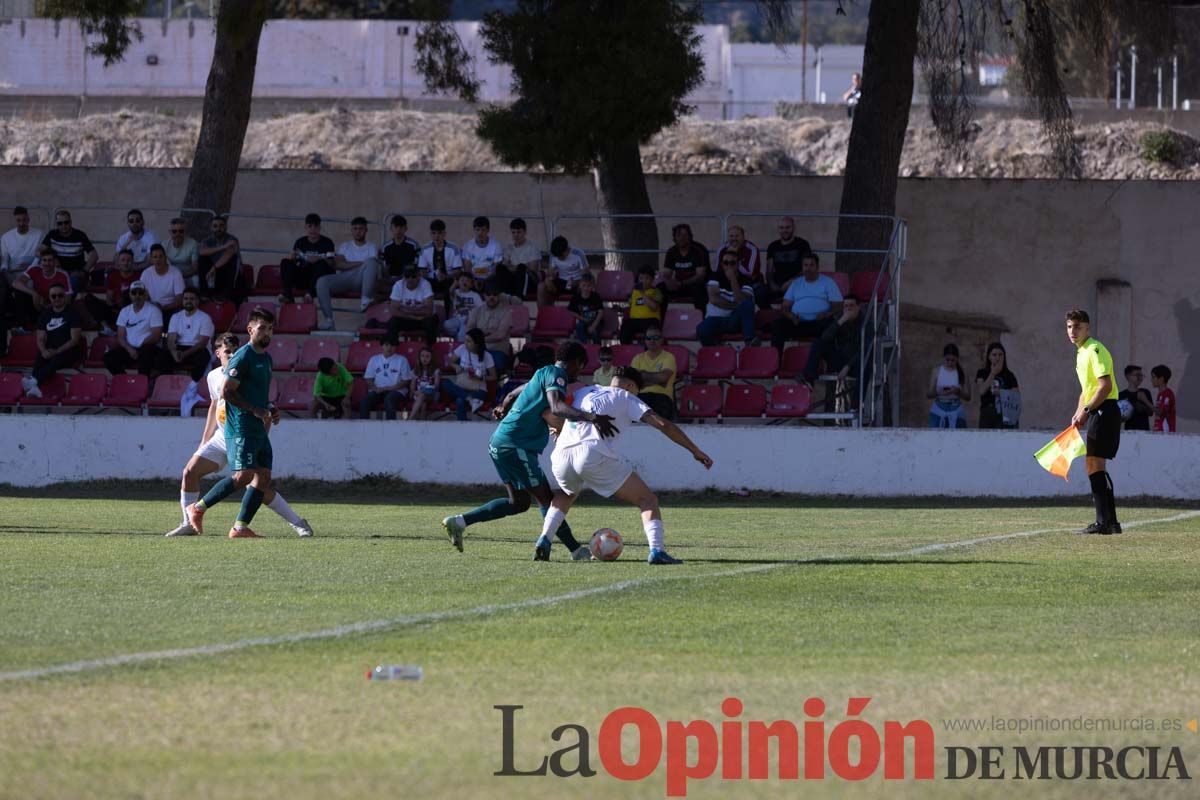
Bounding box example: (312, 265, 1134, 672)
(851, 270, 886, 301)
(432, 341, 454, 365)
(61, 374, 109, 408)
(692, 346, 736, 380)
(266, 337, 299, 371)
(276, 375, 315, 412)
(677, 384, 722, 419)
(662, 308, 701, 341)
(241, 263, 255, 291)
(200, 300, 237, 332)
(349, 377, 369, 407)
(599, 307, 620, 340)
(396, 340, 425, 369)
(531, 305, 575, 339)
(722, 384, 766, 418)
(664, 344, 691, 378)
(0, 373, 24, 406)
(104, 374, 149, 410)
(297, 337, 341, 371)
(19, 374, 67, 407)
(779, 344, 813, 379)
(358, 302, 392, 337)
(581, 343, 601, 375)
(1, 334, 37, 368)
(254, 264, 284, 295)
(84, 336, 118, 368)
(822, 271, 850, 297)
(610, 344, 642, 368)
(346, 340, 382, 373)
(509, 303, 530, 336)
(734, 346, 780, 379)
(147, 375, 194, 411)
(275, 302, 317, 335)
(595, 269, 634, 303)
(233, 302, 278, 332)
(766, 384, 812, 418)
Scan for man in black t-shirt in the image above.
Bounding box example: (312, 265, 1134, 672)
(279, 213, 336, 303)
(766, 216, 812, 294)
(1119, 364, 1155, 431)
(21, 284, 83, 398)
(42, 209, 98, 293)
(380, 214, 421, 298)
(657, 223, 710, 311)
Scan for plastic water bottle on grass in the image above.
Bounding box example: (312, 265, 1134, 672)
(367, 664, 423, 681)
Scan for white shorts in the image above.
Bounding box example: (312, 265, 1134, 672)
(551, 445, 633, 499)
(193, 433, 228, 469)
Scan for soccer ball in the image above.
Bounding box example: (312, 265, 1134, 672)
(1117, 398, 1134, 421)
(589, 528, 624, 561)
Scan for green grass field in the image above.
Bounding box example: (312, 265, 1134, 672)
(1, 481, 1198, 799)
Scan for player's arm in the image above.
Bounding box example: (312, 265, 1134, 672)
(199, 394, 218, 445)
(1072, 374, 1114, 428)
(221, 375, 271, 424)
(545, 389, 618, 438)
(639, 410, 713, 469)
(493, 382, 526, 420)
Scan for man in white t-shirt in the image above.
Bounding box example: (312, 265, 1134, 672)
(501, 217, 541, 297)
(461, 215, 505, 284)
(316, 216, 381, 329)
(385, 265, 439, 345)
(1, 206, 44, 351)
(115, 208, 158, 266)
(163, 216, 201, 285)
(539, 365, 713, 565)
(537, 235, 589, 307)
(104, 280, 164, 375)
(358, 335, 415, 420)
(140, 244, 186, 318)
(155, 288, 214, 381)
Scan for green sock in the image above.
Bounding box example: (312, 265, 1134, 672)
(463, 497, 521, 526)
(235, 487, 265, 528)
(199, 476, 238, 510)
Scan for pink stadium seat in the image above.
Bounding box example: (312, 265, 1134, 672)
(349, 377, 369, 407)
(822, 271, 850, 297)
(1, 334, 37, 368)
(692, 346, 735, 380)
(104, 374, 149, 409)
(610, 344, 642, 368)
(432, 341, 454, 366)
(722, 384, 766, 418)
(509, 303, 531, 335)
(779, 344, 812, 379)
(677, 384, 722, 419)
(734, 346, 779, 379)
(582, 343, 601, 375)
(851, 270, 886, 302)
(275, 302, 317, 335)
(254, 264, 284, 295)
(147, 375, 193, 410)
(241, 263, 255, 291)
(85, 336, 118, 368)
(276, 375, 315, 412)
(665, 344, 691, 378)
(766, 384, 812, 418)
(61, 374, 108, 407)
(661, 308, 700, 341)
(531, 305, 575, 339)
(19, 374, 67, 406)
(595, 269, 635, 303)
(599, 307, 620, 340)
(200, 300, 237, 332)
(0, 373, 24, 406)
(266, 337, 299, 371)
(297, 337, 341, 372)
(396, 340, 425, 369)
(233, 302, 278, 332)
(346, 339, 381, 373)
(358, 303, 392, 337)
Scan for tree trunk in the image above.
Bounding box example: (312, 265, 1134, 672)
(835, 0, 920, 275)
(181, 0, 270, 238)
(592, 137, 659, 273)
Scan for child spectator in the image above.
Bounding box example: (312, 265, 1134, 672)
(538, 235, 588, 307)
(409, 346, 440, 420)
(1151, 364, 1176, 433)
(440, 327, 496, 420)
(568, 273, 604, 343)
(312, 356, 353, 419)
(1119, 364, 1155, 431)
(927, 343, 970, 428)
(443, 272, 483, 342)
(593, 345, 616, 387)
(358, 335, 413, 421)
(618, 265, 664, 344)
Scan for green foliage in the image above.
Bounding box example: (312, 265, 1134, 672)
(1140, 129, 1181, 165)
(415, 20, 480, 103)
(41, 0, 144, 65)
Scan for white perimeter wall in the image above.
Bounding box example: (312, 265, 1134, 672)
(1, 417, 1196, 498)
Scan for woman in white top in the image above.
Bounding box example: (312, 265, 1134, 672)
(926, 343, 971, 428)
(440, 327, 496, 419)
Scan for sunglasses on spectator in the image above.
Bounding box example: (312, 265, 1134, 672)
(49, 292, 66, 299)
(128, 217, 142, 224)
(646, 335, 662, 341)
(56, 220, 71, 226)
(131, 289, 147, 295)
(598, 357, 613, 362)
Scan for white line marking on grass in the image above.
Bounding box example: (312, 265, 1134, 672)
(3, 510, 1198, 683)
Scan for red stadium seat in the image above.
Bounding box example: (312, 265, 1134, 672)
(753, 309, 782, 335)
(297, 337, 341, 371)
(84, 336, 118, 368)
(677, 384, 722, 419)
(661, 308, 701, 341)
(664, 344, 691, 378)
(241, 263, 255, 291)
(0, 373, 24, 406)
(358, 302, 392, 337)
(822, 271, 850, 297)
(599, 307, 620, 340)
(531, 305, 574, 339)
(722, 384, 766, 418)
(610, 344, 642, 368)
(147, 375, 194, 410)
(432, 341, 454, 366)
(766, 384, 812, 418)
(104, 374, 149, 409)
(61, 374, 109, 407)
(595, 269, 634, 303)
(582, 343, 601, 375)
(254, 264, 284, 295)
(734, 346, 779, 379)
(396, 340, 425, 369)
(1, 334, 37, 367)
(275, 374, 315, 412)
(850, 270, 886, 302)
(779, 344, 812, 379)
(200, 300, 237, 332)
(20, 374, 67, 406)
(509, 303, 531, 336)
(692, 346, 735, 380)
(346, 339, 381, 373)
(275, 302, 317, 335)
(349, 376, 369, 407)
(266, 337, 299, 371)
(233, 302, 278, 332)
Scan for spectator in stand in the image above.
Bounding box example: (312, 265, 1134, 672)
(927, 343, 971, 428)
(316, 216, 380, 330)
(81, 248, 137, 335)
(20, 284, 83, 399)
(156, 288, 214, 383)
(630, 325, 677, 420)
(409, 346, 440, 420)
(467, 281, 514, 372)
(501, 217, 541, 298)
(657, 223, 710, 310)
(42, 209, 97, 294)
(1152, 364, 1176, 433)
(697, 252, 758, 346)
(765, 216, 812, 295)
(197, 215, 244, 303)
(140, 244, 185, 320)
(975, 341, 1021, 429)
(385, 265, 439, 346)
(1, 206, 44, 352)
(163, 217, 200, 286)
(359, 335, 414, 420)
(770, 252, 842, 352)
(1119, 365, 1155, 432)
(418, 218, 463, 297)
(462, 216, 505, 285)
(115, 208, 158, 267)
(312, 356, 353, 419)
(441, 327, 496, 420)
(718, 225, 767, 308)
(843, 72, 862, 119)
(104, 280, 163, 376)
(801, 294, 869, 394)
(444, 272, 483, 342)
(10, 247, 72, 334)
(280, 213, 335, 304)
(379, 214, 421, 296)
(619, 265, 664, 344)
(568, 272, 604, 344)
(593, 345, 617, 387)
(538, 235, 589, 307)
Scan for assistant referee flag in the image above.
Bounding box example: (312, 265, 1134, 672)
(1035, 425, 1087, 481)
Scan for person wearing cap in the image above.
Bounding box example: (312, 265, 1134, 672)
(467, 280, 514, 372)
(386, 264, 439, 346)
(104, 280, 164, 376)
(358, 335, 414, 421)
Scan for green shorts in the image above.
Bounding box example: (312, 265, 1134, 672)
(489, 445, 545, 491)
(227, 435, 273, 472)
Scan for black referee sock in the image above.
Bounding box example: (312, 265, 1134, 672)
(1103, 472, 1119, 525)
(1088, 472, 1109, 526)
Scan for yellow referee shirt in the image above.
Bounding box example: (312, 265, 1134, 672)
(1075, 338, 1119, 402)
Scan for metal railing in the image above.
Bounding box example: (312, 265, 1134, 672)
(856, 218, 906, 428)
(551, 213, 726, 265)
(50, 205, 216, 260)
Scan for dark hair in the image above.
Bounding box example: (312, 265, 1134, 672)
(942, 343, 965, 385)
(844, 294, 861, 304)
(350, 216, 368, 226)
(415, 346, 436, 376)
(248, 307, 276, 325)
(671, 223, 692, 238)
(127, 208, 143, 220)
(509, 218, 527, 230)
(214, 332, 239, 351)
(473, 216, 490, 228)
(1065, 309, 1090, 324)
(430, 219, 447, 232)
(483, 280, 503, 295)
(578, 272, 594, 284)
(464, 328, 487, 353)
(13, 206, 27, 216)
(550, 236, 569, 258)
(984, 341, 1007, 371)
(1124, 364, 1142, 377)
(117, 248, 135, 259)
(170, 216, 185, 226)
(182, 286, 200, 298)
(637, 264, 655, 278)
(1151, 364, 1172, 382)
(317, 357, 335, 373)
(598, 345, 613, 356)
(213, 214, 228, 223)
(615, 365, 644, 390)
(391, 214, 407, 227)
(383, 334, 399, 346)
(555, 339, 588, 366)
(38, 245, 57, 259)
(149, 243, 165, 255)
(802, 252, 820, 266)
(304, 213, 321, 226)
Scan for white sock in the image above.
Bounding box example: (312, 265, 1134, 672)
(268, 493, 303, 525)
(541, 507, 566, 541)
(181, 491, 199, 522)
(644, 519, 664, 551)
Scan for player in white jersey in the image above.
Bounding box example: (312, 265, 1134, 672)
(540, 366, 712, 564)
(164, 332, 313, 537)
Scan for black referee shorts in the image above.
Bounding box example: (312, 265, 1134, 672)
(1085, 398, 1122, 460)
